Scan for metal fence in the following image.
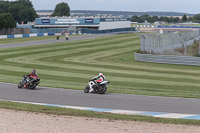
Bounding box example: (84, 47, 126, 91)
(0, 28, 30, 35)
(135, 52, 200, 66)
(140, 30, 200, 55)
(30, 27, 81, 34)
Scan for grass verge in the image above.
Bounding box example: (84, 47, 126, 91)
(0, 100, 199, 126)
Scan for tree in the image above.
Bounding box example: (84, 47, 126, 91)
(182, 14, 188, 22)
(0, 13, 16, 29)
(8, 5, 21, 23)
(188, 17, 193, 22)
(149, 16, 159, 23)
(0, 0, 37, 23)
(131, 14, 181, 23)
(131, 15, 140, 22)
(19, 7, 38, 23)
(173, 17, 180, 23)
(51, 2, 70, 17)
(0, 1, 10, 13)
(140, 14, 150, 23)
(193, 14, 200, 23)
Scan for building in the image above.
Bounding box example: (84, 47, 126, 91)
(35, 17, 131, 30)
(18, 17, 135, 34)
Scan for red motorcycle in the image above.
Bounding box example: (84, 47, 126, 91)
(18, 75, 40, 90)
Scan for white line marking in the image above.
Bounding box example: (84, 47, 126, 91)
(154, 113, 196, 119)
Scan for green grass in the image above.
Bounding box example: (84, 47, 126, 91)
(1, 33, 200, 98)
(0, 100, 199, 126)
(0, 35, 77, 44)
(190, 24, 200, 26)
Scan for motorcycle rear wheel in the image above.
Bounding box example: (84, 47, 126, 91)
(28, 82, 37, 90)
(98, 85, 107, 94)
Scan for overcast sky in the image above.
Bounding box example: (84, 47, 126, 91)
(8, 0, 200, 14)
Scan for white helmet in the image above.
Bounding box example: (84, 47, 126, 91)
(99, 73, 105, 78)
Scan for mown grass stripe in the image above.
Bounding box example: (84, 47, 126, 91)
(1, 33, 200, 98)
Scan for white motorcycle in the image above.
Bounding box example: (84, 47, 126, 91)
(84, 79, 110, 94)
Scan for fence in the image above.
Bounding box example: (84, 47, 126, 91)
(135, 52, 200, 66)
(0, 32, 83, 40)
(30, 27, 80, 34)
(81, 27, 135, 34)
(140, 31, 200, 55)
(0, 28, 30, 35)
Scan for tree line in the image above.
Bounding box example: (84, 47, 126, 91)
(131, 14, 190, 23)
(131, 14, 200, 24)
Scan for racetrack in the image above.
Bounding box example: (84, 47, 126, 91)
(0, 34, 200, 120)
(1, 82, 200, 115)
(1, 34, 200, 98)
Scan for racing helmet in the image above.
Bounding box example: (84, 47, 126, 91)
(32, 69, 36, 73)
(99, 73, 105, 78)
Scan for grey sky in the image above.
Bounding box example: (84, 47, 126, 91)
(8, 0, 200, 14)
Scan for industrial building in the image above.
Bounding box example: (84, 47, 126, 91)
(35, 17, 131, 30)
(18, 17, 135, 34)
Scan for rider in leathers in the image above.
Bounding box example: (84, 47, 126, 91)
(90, 73, 105, 92)
(24, 69, 38, 87)
(93, 73, 105, 83)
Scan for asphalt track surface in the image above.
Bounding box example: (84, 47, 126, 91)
(1, 82, 200, 115)
(0, 34, 200, 115)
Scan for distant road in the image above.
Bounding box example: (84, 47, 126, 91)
(0, 34, 109, 49)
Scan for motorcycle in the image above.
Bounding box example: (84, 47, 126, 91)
(66, 35, 69, 40)
(84, 79, 110, 94)
(18, 75, 40, 89)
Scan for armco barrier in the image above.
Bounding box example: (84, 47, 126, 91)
(48, 33, 55, 36)
(15, 34, 23, 38)
(29, 34, 37, 37)
(135, 52, 200, 66)
(0, 32, 72, 39)
(81, 27, 135, 34)
(23, 34, 30, 37)
(37, 33, 44, 36)
(0, 35, 7, 39)
(7, 35, 15, 38)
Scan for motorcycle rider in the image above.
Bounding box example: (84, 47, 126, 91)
(65, 34, 69, 40)
(24, 69, 38, 87)
(94, 73, 105, 84)
(29, 69, 38, 78)
(89, 73, 105, 92)
(56, 34, 60, 40)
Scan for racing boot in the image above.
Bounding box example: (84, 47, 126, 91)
(89, 88, 94, 92)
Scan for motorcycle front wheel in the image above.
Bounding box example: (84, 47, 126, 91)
(18, 82, 22, 89)
(84, 85, 90, 93)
